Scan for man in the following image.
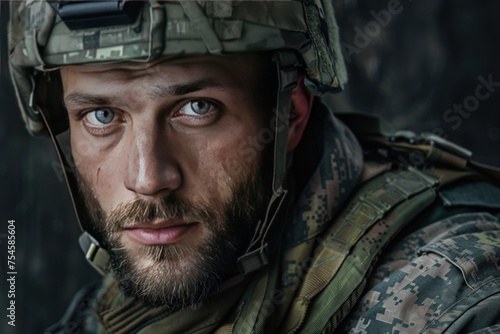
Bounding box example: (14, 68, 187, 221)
(8, 1, 500, 333)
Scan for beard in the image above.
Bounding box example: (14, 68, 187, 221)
(75, 166, 269, 310)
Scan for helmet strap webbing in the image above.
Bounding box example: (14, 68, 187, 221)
(237, 51, 301, 275)
(36, 101, 112, 276)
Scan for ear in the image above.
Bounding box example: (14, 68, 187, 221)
(287, 71, 314, 151)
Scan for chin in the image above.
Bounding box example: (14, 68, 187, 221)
(109, 231, 235, 310)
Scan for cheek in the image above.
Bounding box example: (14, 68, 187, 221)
(71, 129, 98, 181)
(191, 125, 262, 202)
(70, 122, 117, 172)
(70, 131, 126, 211)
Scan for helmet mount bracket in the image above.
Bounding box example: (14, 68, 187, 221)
(48, 0, 142, 30)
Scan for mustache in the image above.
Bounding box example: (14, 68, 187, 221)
(104, 195, 217, 232)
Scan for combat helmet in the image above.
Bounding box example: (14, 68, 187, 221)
(8, 0, 347, 275)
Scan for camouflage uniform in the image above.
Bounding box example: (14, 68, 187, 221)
(343, 196, 500, 332)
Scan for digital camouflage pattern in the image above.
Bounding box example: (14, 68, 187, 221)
(343, 211, 500, 333)
(9, 0, 347, 135)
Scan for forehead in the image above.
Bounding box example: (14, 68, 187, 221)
(59, 53, 269, 85)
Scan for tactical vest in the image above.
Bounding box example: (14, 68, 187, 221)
(280, 113, 500, 333)
(45, 113, 500, 334)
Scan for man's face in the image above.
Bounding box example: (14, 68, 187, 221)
(60, 54, 273, 309)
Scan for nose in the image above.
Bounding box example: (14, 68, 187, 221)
(124, 125, 182, 197)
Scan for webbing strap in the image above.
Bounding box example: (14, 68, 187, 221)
(237, 51, 301, 275)
(272, 51, 300, 193)
(164, 16, 243, 41)
(335, 112, 500, 184)
(369, 136, 500, 182)
(38, 104, 112, 276)
(307, 189, 437, 332)
(280, 168, 440, 333)
(470, 160, 500, 181)
(179, 1, 222, 54)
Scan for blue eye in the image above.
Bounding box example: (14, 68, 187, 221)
(85, 108, 115, 125)
(180, 100, 213, 116)
(190, 100, 211, 115)
(94, 109, 115, 124)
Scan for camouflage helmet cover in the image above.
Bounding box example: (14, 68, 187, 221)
(9, 0, 347, 135)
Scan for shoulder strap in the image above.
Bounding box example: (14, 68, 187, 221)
(336, 112, 500, 184)
(279, 167, 440, 333)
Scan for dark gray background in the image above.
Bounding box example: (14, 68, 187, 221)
(1, 1, 499, 333)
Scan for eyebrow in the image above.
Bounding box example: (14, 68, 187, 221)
(63, 78, 230, 109)
(149, 79, 228, 98)
(63, 92, 111, 109)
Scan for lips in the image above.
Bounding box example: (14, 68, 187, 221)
(124, 221, 197, 245)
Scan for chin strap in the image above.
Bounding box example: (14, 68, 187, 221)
(79, 232, 111, 276)
(237, 51, 301, 275)
(35, 74, 113, 277)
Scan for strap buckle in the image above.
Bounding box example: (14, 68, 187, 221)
(78, 232, 110, 276)
(389, 131, 473, 160)
(49, 0, 142, 30)
(237, 244, 270, 275)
